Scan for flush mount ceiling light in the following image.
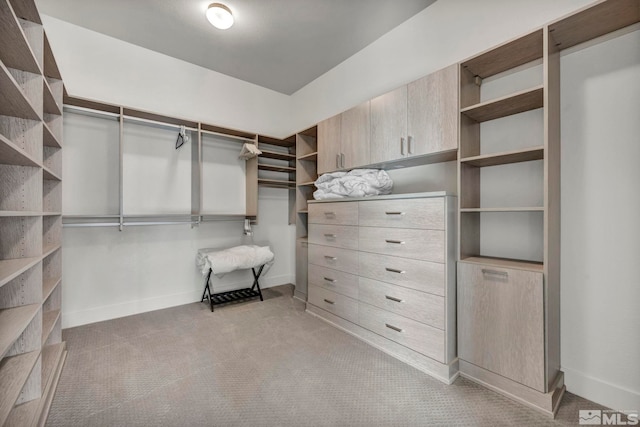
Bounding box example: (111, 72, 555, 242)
(206, 3, 234, 30)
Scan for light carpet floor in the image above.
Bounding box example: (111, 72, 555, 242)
(47, 285, 605, 426)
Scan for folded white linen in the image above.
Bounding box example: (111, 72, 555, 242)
(197, 245, 274, 277)
(313, 169, 393, 200)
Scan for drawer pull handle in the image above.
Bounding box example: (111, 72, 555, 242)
(482, 269, 508, 277)
(385, 239, 405, 245)
(324, 299, 335, 305)
(385, 295, 403, 303)
(323, 277, 336, 283)
(324, 233, 337, 238)
(324, 256, 337, 261)
(385, 267, 405, 274)
(385, 211, 405, 216)
(385, 323, 403, 333)
(324, 211, 336, 217)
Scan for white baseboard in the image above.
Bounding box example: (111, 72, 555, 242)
(62, 274, 293, 328)
(563, 366, 640, 410)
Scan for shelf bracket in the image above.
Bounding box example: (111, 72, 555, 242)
(474, 76, 483, 87)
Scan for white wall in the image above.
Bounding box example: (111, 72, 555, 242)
(62, 187, 295, 328)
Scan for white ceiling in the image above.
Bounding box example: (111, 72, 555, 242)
(35, 0, 437, 95)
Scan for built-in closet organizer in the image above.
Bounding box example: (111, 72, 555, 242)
(305, 193, 458, 383)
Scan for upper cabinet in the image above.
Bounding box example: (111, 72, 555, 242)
(408, 64, 458, 156)
(317, 101, 370, 174)
(371, 64, 459, 164)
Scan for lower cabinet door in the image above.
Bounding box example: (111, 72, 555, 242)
(457, 261, 545, 392)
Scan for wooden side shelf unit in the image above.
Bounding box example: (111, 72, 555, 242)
(0, 0, 66, 425)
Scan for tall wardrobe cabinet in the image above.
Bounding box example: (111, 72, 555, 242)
(0, 0, 66, 425)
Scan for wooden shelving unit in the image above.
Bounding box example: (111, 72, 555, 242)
(0, 0, 66, 424)
(257, 178, 296, 188)
(259, 149, 296, 162)
(460, 85, 544, 123)
(460, 146, 544, 167)
(257, 164, 296, 173)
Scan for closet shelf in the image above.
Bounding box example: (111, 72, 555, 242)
(548, 0, 640, 51)
(0, 211, 42, 217)
(0, 4, 40, 74)
(461, 85, 544, 123)
(257, 163, 296, 173)
(297, 210, 309, 214)
(460, 146, 544, 167)
(257, 178, 296, 188)
(297, 152, 318, 161)
(0, 350, 40, 426)
(42, 166, 61, 181)
(43, 212, 62, 216)
(297, 181, 316, 187)
(258, 135, 296, 148)
(42, 80, 61, 115)
(0, 257, 41, 288)
(460, 256, 544, 273)
(461, 29, 543, 79)
(42, 310, 61, 345)
(42, 277, 61, 303)
(0, 134, 41, 167)
(460, 207, 544, 213)
(0, 61, 41, 121)
(43, 35, 62, 80)
(42, 244, 61, 259)
(43, 123, 61, 148)
(259, 150, 296, 161)
(0, 304, 40, 359)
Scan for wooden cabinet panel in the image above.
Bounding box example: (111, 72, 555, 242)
(457, 261, 545, 391)
(309, 224, 358, 250)
(308, 202, 358, 225)
(359, 276, 444, 328)
(358, 252, 445, 296)
(295, 240, 308, 298)
(317, 114, 341, 174)
(370, 86, 407, 164)
(358, 302, 445, 362)
(308, 264, 359, 299)
(359, 227, 444, 263)
(308, 244, 358, 274)
(340, 101, 370, 169)
(358, 198, 444, 230)
(408, 64, 458, 156)
(309, 284, 358, 323)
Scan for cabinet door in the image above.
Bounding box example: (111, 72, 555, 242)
(408, 64, 458, 156)
(341, 101, 370, 169)
(458, 261, 545, 392)
(370, 86, 407, 164)
(317, 114, 342, 174)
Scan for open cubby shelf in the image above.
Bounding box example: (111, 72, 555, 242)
(0, 134, 42, 168)
(0, 304, 40, 359)
(0, 350, 40, 425)
(460, 146, 544, 167)
(461, 85, 544, 123)
(257, 163, 296, 173)
(42, 278, 61, 303)
(0, 63, 41, 121)
(41, 310, 60, 345)
(42, 166, 61, 181)
(42, 122, 61, 148)
(0, 4, 40, 74)
(259, 150, 296, 161)
(257, 178, 296, 188)
(42, 81, 61, 116)
(459, 256, 544, 272)
(460, 207, 544, 213)
(297, 151, 318, 161)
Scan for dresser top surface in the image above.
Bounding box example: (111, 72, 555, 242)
(308, 191, 455, 204)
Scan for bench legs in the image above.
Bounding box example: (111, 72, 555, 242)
(201, 265, 266, 312)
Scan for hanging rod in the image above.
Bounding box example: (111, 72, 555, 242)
(122, 221, 199, 227)
(122, 115, 199, 132)
(200, 129, 254, 144)
(63, 105, 120, 120)
(63, 223, 120, 228)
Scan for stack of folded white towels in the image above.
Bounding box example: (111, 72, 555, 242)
(313, 169, 393, 200)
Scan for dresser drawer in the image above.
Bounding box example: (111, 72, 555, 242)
(359, 252, 444, 296)
(359, 302, 445, 362)
(359, 276, 444, 329)
(308, 244, 358, 274)
(458, 261, 545, 391)
(359, 227, 444, 262)
(308, 264, 359, 299)
(309, 224, 358, 250)
(308, 284, 358, 323)
(309, 202, 358, 225)
(358, 198, 444, 230)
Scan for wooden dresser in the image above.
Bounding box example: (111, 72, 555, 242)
(306, 192, 458, 383)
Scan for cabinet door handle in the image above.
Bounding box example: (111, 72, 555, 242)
(385, 239, 405, 245)
(408, 135, 413, 154)
(340, 153, 345, 168)
(324, 299, 335, 305)
(385, 267, 405, 274)
(385, 211, 405, 216)
(323, 277, 336, 283)
(385, 295, 403, 303)
(336, 154, 340, 168)
(324, 255, 337, 261)
(324, 234, 337, 238)
(324, 211, 336, 217)
(400, 137, 405, 155)
(385, 323, 403, 333)
(482, 269, 508, 278)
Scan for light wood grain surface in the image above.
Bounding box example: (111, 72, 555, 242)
(370, 86, 407, 163)
(308, 244, 358, 274)
(308, 201, 358, 225)
(308, 284, 358, 323)
(340, 101, 370, 169)
(309, 224, 359, 250)
(308, 264, 359, 299)
(358, 198, 444, 230)
(358, 227, 444, 263)
(317, 114, 341, 174)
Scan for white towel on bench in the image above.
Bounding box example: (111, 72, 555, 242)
(197, 245, 274, 277)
